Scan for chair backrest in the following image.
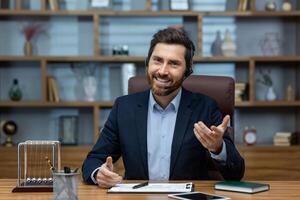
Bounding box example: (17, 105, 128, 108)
(128, 75, 235, 120)
(128, 75, 235, 180)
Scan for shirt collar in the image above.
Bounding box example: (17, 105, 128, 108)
(149, 88, 182, 112)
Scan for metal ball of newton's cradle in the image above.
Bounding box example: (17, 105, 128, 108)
(1, 120, 17, 147)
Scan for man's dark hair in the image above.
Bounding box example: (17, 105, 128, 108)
(145, 27, 195, 77)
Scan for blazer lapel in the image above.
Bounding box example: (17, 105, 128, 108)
(134, 90, 150, 179)
(170, 88, 193, 177)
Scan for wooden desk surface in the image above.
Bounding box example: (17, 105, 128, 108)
(0, 179, 300, 200)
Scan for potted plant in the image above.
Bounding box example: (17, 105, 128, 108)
(21, 23, 46, 56)
(257, 69, 277, 101)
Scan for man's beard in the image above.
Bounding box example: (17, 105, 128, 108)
(147, 71, 184, 96)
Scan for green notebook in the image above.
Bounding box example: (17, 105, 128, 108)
(214, 181, 270, 194)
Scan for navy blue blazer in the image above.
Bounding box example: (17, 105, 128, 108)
(82, 88, 245, 184)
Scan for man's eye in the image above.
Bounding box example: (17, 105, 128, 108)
(153, 58, 162, 64)
(170, 62, 179, 67)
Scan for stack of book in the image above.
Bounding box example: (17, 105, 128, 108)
(235, 83, 246, 102)
(273, 132, 298, 146)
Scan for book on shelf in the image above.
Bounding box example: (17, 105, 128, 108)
(47, 76, 60, 102)
(235, 82, 246, 102)
(273, 132, 298, 146)
(214, 181, 270, 194)
(49, 0, 59, 11)
(237, 0, 248, 11)
(47, 76, 54, 102)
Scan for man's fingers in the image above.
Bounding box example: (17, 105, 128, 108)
(194, 128, 214, 149)
(220, 115, 230, 129)
(105, 156, 113, 171)
(98, 172, 122, 185)
(97, 168, 123, 188)
(100, 166, 120, 178)
(194, 122, 211, 135)
(211, 125, 222, 136)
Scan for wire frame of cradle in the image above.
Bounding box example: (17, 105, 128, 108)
(12, 140, 61, 192)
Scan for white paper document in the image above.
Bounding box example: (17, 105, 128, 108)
(107, 182, 193, 193)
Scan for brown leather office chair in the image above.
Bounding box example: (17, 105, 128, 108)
(128, 75, 235, 180)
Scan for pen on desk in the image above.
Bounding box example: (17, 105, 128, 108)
(132, 181, 149, 189)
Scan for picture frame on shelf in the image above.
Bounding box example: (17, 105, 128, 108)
(59, 116, 78, 145)
(89, 0, 112, 10)
(0, 0, 10, 9)
(169, 0, 190, 11)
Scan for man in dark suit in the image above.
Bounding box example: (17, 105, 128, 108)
(82, 27, 245, 188)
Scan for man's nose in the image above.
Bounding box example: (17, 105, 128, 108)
(158, 63, 169, 75)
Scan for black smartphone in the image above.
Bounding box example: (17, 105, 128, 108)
(168, 192, 230, 200)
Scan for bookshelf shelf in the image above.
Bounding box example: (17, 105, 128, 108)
(235, 101, 300, 107)
(0, 101, 113, 107)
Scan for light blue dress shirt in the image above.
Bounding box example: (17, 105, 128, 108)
(147, 89, 182, 180)
(147, 88, 227, 180)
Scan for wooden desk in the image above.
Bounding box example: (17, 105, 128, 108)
(0, 179, 300, 199)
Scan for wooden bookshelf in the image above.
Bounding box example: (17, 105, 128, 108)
(1, 0, 300, 180)
(237, 145, 300, 180)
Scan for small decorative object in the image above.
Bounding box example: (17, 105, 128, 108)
(221, 29, 236, 56)
(89, 0, 112, 9)
(83, 75, 98, 101)
(282, 0, 292, 11)
(243, 127, 257, 145)
(265, 1, 277, 11)
(112, 45, 129, 55)
(286, 84, 295, 101)
(257, 69, 277, 101)
(121, 45, 129, 55)
(21, 23, 46, 56)
(71, 62, 98, 101)
(170, 0, 189, 10)
(1, 120, 18, 147)
(121, 63, 136, 95)
(9, 78, 22, 101)
(59, 116, 78, 145)
(259, 32, 282, 56)
(211, 30, 223, 56)
(12, 140, 61, 192)
(266, 86, 277, 101)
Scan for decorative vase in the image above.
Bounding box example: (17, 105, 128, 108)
(286, 85, 295, 101)
(9, 79, 22, 101)
(221, 29, 236, 56)
(282, 0, 292, 11)
(23, 40, 33, 56)
(265, 86, 277, 101)
(265, 2, 277, 11)
(211, 30, 223, 56)
(83, 76, 97, 102)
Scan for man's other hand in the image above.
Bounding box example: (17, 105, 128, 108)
(193, 115, 230, 154)
(96, 156, 123, 188)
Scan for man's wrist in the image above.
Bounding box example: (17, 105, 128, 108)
(91, 167, 101, 184)
(210, 141, 223, 155)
